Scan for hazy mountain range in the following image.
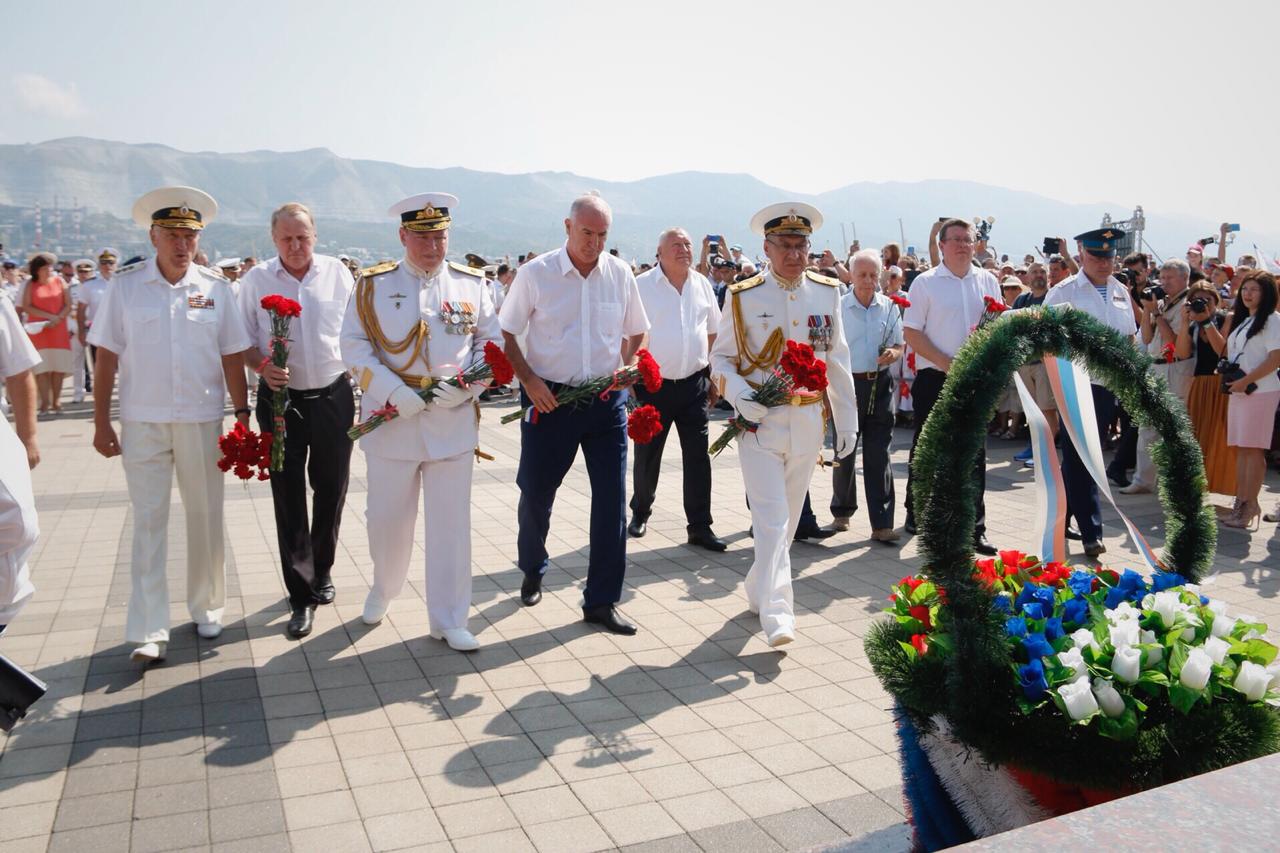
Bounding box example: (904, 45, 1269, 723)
(0, 137, 1272, 266)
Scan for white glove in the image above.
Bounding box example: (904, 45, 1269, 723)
(733, 389, 768, 422)
(834, 431, 857, 458)
(388, 385, 427, 418)
(431, 380, 473, 409)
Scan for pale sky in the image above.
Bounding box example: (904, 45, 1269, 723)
(5, 0, 1278, 231)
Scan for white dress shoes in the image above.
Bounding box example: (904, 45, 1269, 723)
(362, 596, 387, 626)
(767, 629, 795, 648)
(433, 628, 480, 652)
(131, 642, 166, 663)
(196, 621, 222, 639)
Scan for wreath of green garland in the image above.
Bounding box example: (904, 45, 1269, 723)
(866, 306, 1279, 791)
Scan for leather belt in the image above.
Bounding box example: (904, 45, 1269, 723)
(263, 375, 348, 400)
(852, 369, 887, 381)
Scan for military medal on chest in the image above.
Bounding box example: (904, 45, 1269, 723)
(441, 300, 477, 335)
(807, 314, 833, 352)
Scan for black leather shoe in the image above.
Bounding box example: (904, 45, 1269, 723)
(520, 575, 542, 607)
(687, 528, 727, 552)
(314, 582, 336, 606)
(973, 535, 998, 556)
(794, 523, 837, 542)
(1084, 540, 1107, 558)
(1065, 525, 1083, 541)
(1106, 469, 1130, 489)
(627, 518, 647, 538)
(903, 518, 917, 536)
(286, 604, 315, 639)
(583, 604, 637, 635)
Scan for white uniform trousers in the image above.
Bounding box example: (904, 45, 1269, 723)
(739, 407, 824, 639)
(70, 335, 87, 399)
(121, 420, 226, 643)
(364, 450, 473, 634)
(0, 418, 38, 625)
(1133, 361, 1193, 489)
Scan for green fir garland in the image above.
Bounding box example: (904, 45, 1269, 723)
(866, 306, 1279, 791)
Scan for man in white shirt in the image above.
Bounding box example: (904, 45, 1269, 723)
(341, 193, 500, 652)
(0, 292, 41, 633)
(89, 187, 252, 664)
(76, 248, 118, 401)
(499, 194, 649, 635)
(709, 202, 857, 647)
(629, 227, 725, 551)
(901, 217, 1002, 555)
(69, 259, 95, 403)
(240, 204, 355, 639)
(1043, 227, 1138, 557)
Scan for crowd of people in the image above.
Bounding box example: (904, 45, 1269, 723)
(0, 187, 1278, 676)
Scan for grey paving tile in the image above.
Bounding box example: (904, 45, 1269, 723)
(210, 800, 287, 843)
(48, 820, 132, 853)
(130, 810, 210, 853)
(756, 805, 848, 850)
(132, 779, 207, 818)
(690, 819, 784, 853)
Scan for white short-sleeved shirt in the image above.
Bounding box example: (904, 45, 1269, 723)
(239, 255, 354, 391)
(79, 276, 112, 325)
(635, 265, 721, 380)
(0, 297, 41, 622)
(901, 263, 1002, 371)
(1226, 312, 1280, 394)
(1042, 272, 1137, 337)
(498, 244, 649, 385)
(87, 259, 251, 423)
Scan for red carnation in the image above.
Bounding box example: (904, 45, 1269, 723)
(626, 404, 664, 444)
(634, 349, 663, 393)
(261, 294, 301, 318)
(889, 294, 912, 309)
(899, 380, 911, 399)
(910, 634, 929, 656)
(483, 341, 515, 386)
(1161, 342, 1176, 364)
(983, 295, 1008, 314)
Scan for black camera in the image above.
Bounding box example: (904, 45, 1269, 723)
(1042, 237, 1058, 256)
(1189, 296, 1210, 314)
(1217, 359, 1257, 395)
(1141, 285, 1166, 302)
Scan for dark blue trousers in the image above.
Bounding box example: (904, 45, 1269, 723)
(1061, 385, 1117, 543)
(516, 385, 627, 609)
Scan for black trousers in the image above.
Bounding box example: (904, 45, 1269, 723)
(831, 370, 896, 529)
(1108, 402, 1138, 479)
(255, 377, 354, 607)
(904, 367, 986, 535)
(629, 370, 713, 531)
(1062, 385, 1117, 543)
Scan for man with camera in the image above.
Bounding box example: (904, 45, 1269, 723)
(1042, 228, 1136, 557)
(1120, 259, 1195, 495)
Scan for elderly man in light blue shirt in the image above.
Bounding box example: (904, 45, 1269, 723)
(825, 249, 904, 542)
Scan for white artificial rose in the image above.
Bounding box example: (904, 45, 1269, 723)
(1207, 599, 1228, 617)
(1266, 662, 1280, 691)
(1183, 583, 1201, 595)
(1149, 590, 1185, 626)
(1211, 614, 1238, 639)
(1111, 646, 1143, 684)
(1203, 636, 1231, 666)
(1071, 629, 1099, 653)
(1109, 620, 1140, 649)
(1105, 602, 1139, 624)
(1234, 661, 1270, 702)
(1182, 626, 1198, 642)
(1057, 647, 1088, 682)
(1058, 678, 1100, 720)
(1092, 678, 1126, 718)
(1141, 629, 1164, 666)
(1179, 648, 1213, 691)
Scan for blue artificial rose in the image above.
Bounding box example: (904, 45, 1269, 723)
(992, 593, 1012, 614)
(1022, 632, 1055, 660)
(1017, 585, 1055, 621)
(1044, 617, 1065, 641)
(1019, 659, 1049, 701)
(1200, 595, 1210, 606)
(1116, 569, 1147, 602)
(1104, 585, 1127, 609)
(1150, 571, 1186, 593)
(1067, 570, 1096, 598)
(1005, 617, 1028, 638)
(1062, 597, 1089, 626)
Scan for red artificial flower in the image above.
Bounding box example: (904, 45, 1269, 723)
(1161, 342, 1176, 364)
(261, 294, 302, 318)
(900, 576, 924, 593)
(483, 341, 515, 386)
(974, 558, 1000, 586)
(998, 550, 1024, 572)
(633, 348, 663, 393)
(910, 634, 929, 656)
(626, 404, 664, 444)
(908, 605, 932, 630)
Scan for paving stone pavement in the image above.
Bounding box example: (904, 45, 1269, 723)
(2, 392, 1277, 852)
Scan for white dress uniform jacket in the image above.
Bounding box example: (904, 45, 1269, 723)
(341, 260, 502, 461)
(0, 298, 40, 624)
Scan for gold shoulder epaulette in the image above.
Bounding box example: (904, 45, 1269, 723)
(448, 261, 485, 278)
(361, 260, 399, 278)
(728, 273, 764, 294)
(805, 269, 841, 287)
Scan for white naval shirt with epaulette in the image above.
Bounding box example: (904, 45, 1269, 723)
(86, 258, 251, 423)
(340, 259, 501, 462)
(709, 269, 858, 453)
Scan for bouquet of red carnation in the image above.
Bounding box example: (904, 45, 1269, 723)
(259, 294, 302, 472)
(501, 348, 663, 425)
(348, 340, 515, 440)
(709, 341, 827, 457)
(217, 422, 272, 482)
(978, 294, 1010, 328)
(626, 403, 664, 444)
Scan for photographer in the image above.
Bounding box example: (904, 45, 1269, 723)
(1220, 270, 1280, 529)
(1176, 282, 1236, 498)
(1121, 259, 1195, 495)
